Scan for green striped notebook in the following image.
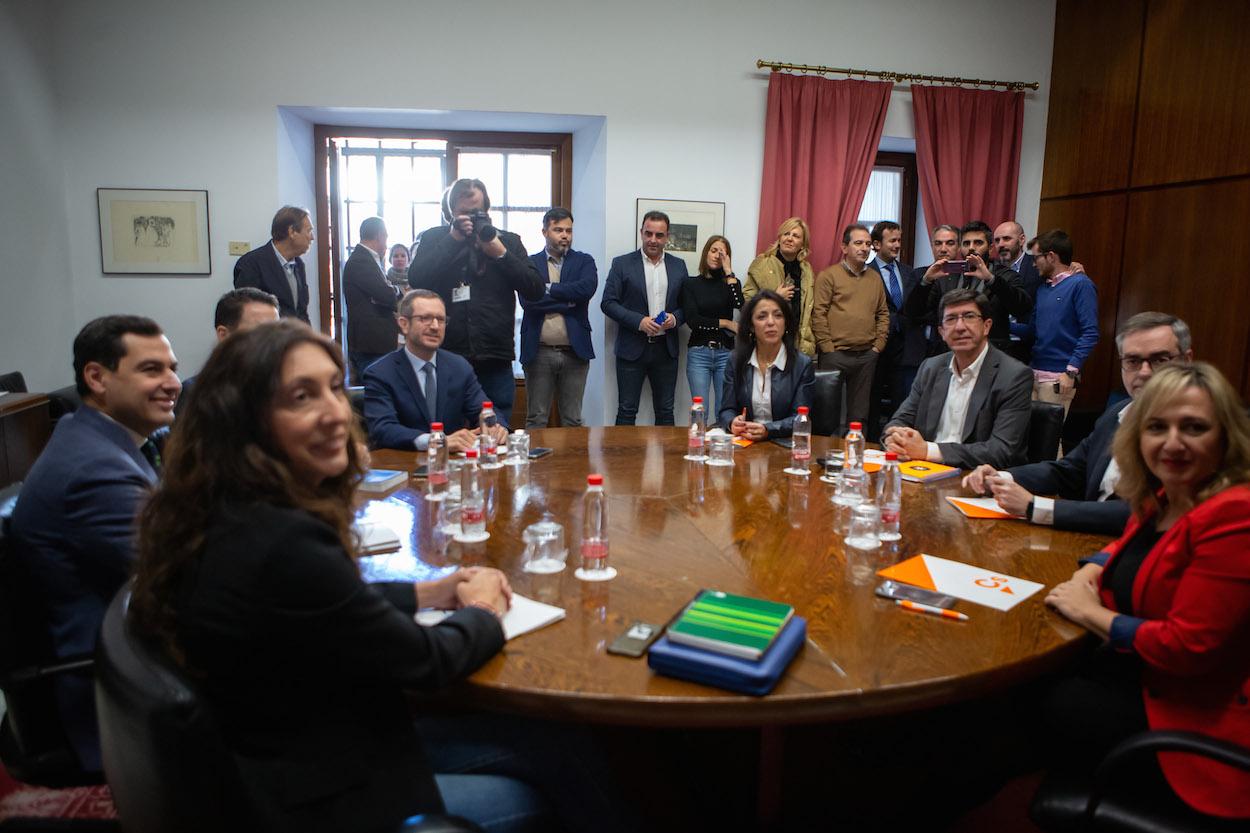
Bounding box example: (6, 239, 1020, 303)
(666, 590, 794, 660)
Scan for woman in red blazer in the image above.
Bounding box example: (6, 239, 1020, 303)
(1045, 361, 1250, 818)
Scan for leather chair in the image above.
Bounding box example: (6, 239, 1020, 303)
(811, 370, 846, 437)
(1030, 730, 1250, 832)
(348, 385, 367, 422)
(0, 371, 28, 394)
(1028, 401, 1065, 463)
(47, 384, 82, 425)
(95, 589, 483, 833)
(0, 481, 102, 790)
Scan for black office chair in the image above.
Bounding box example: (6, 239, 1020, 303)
(1030, 730, 1250, 832)
(0, 371, 28, 394)
(348, 385, 367, 422)
(0, 482, 102, 791)
(1028, 400, 1065, 463)
(811, 370, 846, 437)
(46, 384, 81, 425)
(95, 589, 482, 833)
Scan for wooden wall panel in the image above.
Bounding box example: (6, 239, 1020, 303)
(1131, 0, 1250, 187)
(1121, 179, 1250, 395)
(1040, 0, 1144, 199)
(1037, 194, 1129, 409)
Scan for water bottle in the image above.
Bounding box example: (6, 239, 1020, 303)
(685, 397, 707, 461)
(877, 451, 902, 541)
(790, 406, 812, 472)
(459, 448, 486, 538)
(478, 401, 500, 468)
(577, 474, 615, 581)
(834, 421, 866, 505)
(426, 421, 448, 501)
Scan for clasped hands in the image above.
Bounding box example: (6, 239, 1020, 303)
(444, 424, 508, 453)
(448, 213, 507, 259)
(961, 464, 1035, 517)
(881, 426, 928, 461)
(416, 566, 512, 618)
(638, 312, 677, 337)
(730, 413, 768, 441)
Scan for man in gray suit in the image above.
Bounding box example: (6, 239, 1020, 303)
(882, 288, 1032, 470)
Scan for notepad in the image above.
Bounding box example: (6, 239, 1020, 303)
(358, 468, 408, 494)
(878, 554, 1043, 611)
(899, 460, 960, 483)
(946, 496, 1024, 519)
(666, 590, 794, 660)
(356, 522, 401, 555)
(414, 593, 565, 641)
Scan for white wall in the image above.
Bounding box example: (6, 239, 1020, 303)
(1, 0, 1056, 422)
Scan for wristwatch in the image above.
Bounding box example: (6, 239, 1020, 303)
(1063, 369, 1080, 384)
(1026, 500, 1036, 521)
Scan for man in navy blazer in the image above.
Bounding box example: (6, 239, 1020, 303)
(963, 312, 1193, 536)
(867, 220, 927, 442)
(600, 210, 688, 425)
(10, 315, 180, 771)
(363, 289, 508, 452)
(233, 205, 313, 322)
(520, 208, 597, 427)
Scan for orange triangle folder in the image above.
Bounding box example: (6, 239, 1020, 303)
(945, 496, 1022, 519)
(877, 555, 938, 591)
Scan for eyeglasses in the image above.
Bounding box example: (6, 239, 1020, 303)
(408, 314, 446, 326)
(940, 312, 984, 326)
(1120, 353, 1178, 372)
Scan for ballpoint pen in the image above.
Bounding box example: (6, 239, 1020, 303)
(895, 598, 969, 621)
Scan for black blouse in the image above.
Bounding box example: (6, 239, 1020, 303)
(775, 252, 803, 320)
(681, 269, 745, 349)
(1103, 518, 1164, 614)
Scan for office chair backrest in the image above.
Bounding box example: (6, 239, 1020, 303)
(348, 385, 367, 421)
(811, 370, 846, 437)
(95, 589, 254, 833)
(1028, 401, 1065, 463)
(0, 371, 28, 394)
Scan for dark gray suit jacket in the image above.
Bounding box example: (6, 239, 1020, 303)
(342, 244, 401, 355)
(884, 344, 1032, 469)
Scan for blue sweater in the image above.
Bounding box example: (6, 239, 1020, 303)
(1026, 272, 1099, 372)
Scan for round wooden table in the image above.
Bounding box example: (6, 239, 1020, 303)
(360, 427, 1107, 728)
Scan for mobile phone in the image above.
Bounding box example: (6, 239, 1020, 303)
(941, 259, 970, 275)
(411, 464, 429, 478)
(607, 621, 663, 658)
(528, 447, 553, 459)
(875, 580, 957, 609)
(772, 437, 794, 449)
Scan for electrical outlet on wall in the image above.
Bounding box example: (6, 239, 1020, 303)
(228, 241, 250, 255)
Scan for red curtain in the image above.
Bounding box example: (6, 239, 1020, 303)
(912, 84, 1024, 232)
(756, 73, 893, 270)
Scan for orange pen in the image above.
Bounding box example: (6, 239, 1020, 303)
(895, 599, 969, 622)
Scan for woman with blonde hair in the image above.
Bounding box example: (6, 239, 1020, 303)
(744, 216, 816, 357)
(1042, 361, 1250, 819)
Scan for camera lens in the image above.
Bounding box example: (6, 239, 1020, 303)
(476, 224, 497, 243)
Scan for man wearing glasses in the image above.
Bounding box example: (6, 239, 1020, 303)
(964, 312, 1193, 536)
(362, 289, 508, 451)
(1021, 228, 1100, 418)
(882, 288, 1033, 469)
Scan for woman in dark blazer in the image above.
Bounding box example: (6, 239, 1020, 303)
(129, 321, 545, 833)
(718, 289, 815, 439)
(1044, 362, 1250, 819)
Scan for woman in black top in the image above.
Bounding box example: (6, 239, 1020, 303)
(680, 235, 743, 425)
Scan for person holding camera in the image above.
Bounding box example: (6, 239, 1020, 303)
(409, 178, 545, 419)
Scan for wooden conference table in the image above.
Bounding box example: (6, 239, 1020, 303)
(361, 427, 1110, 728)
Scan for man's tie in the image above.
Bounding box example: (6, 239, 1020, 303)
(421, 363, 437, 422)
(140, 438, 162, 476)
(885, 262, 903, 310)
(283, 261, 299, 305)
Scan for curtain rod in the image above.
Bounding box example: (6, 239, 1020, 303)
(755, 59, 1039, 92)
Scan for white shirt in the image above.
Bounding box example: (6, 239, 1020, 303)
(748, 347, 787, 424)
(641, 248, 668, 318)
(927, 342, 991, 462)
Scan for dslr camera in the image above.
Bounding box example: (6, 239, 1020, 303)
(466, 210, 497, 243)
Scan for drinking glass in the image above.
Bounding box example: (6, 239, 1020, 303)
(844, 503, 880, 549)
(706, 434, 734, 466)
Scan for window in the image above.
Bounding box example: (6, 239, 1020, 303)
(855, 151, 918, 265)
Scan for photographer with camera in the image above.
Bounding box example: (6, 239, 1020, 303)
(409, 178, 545, 419)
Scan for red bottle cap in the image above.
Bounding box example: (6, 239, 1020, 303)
(850, 421, 862, 430)
(431, 422, 444, 431)
(885, 452, 898, 460)
(482, 401, 493, 408)
(797, 406, 809, 415)
(692, 396, 703, 404)
(587, 474, 603, 486)
(465, 449, 478, 458)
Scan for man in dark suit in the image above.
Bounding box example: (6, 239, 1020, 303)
(233, 205, 313, 322)
(409, 178, 544, 419)
(176, 287, 279, 416)
(883, 288, 1032, 470)
(343, 216, 402, 382)
(867, 220, 926, 442)
(520, 207, 597, 427)
(10, 314, 180, 770)
(963, 311, 1194, 535)
(994, 220, 1042, 363)
(600, 210, 688, 425)
(363, 289, 508, 452)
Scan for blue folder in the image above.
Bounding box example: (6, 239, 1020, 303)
(646, 615, 807, 696)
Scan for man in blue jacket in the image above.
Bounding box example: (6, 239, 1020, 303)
(11, 314, 181, 771)
(520, 208, 597, 427)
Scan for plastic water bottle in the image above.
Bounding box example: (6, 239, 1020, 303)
(426, 421, 448, 501)
(790, 406, 812, 472)
(685, 397, 707, 461)
(459, 449, 486, 538)
(834, 421, 866, 505)
(877, 451, 902, 541)
(577, 474, 615, 581)
(478, 401, 500, 468)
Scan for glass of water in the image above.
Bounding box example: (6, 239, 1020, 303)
(844, 503, 880, 549)
(505, 430, 529, 466)
(706, 433, 734, 466)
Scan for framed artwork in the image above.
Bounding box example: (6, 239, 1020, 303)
(634, 198, 726, 274)
(97, 188, 211, 274)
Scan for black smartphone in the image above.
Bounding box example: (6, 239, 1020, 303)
(772, 438, 794, 449)
(875, 580, 957, 609)
(528, 447, 553, 459)
(941, 259, 970, 275)
(606, 621, 663, 658)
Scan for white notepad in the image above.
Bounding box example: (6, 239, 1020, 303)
(415, 593, 565, 641)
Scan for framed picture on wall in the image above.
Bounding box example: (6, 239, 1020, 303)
(97, 188, 211, 274)
(635, 198, 726, 275)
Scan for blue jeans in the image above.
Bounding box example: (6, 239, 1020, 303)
(684, 346, 730, 426)
(470, 358, 516, 428)
(615, 341, 678, 425)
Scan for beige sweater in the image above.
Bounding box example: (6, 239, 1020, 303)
(810, 261, 889, 353)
